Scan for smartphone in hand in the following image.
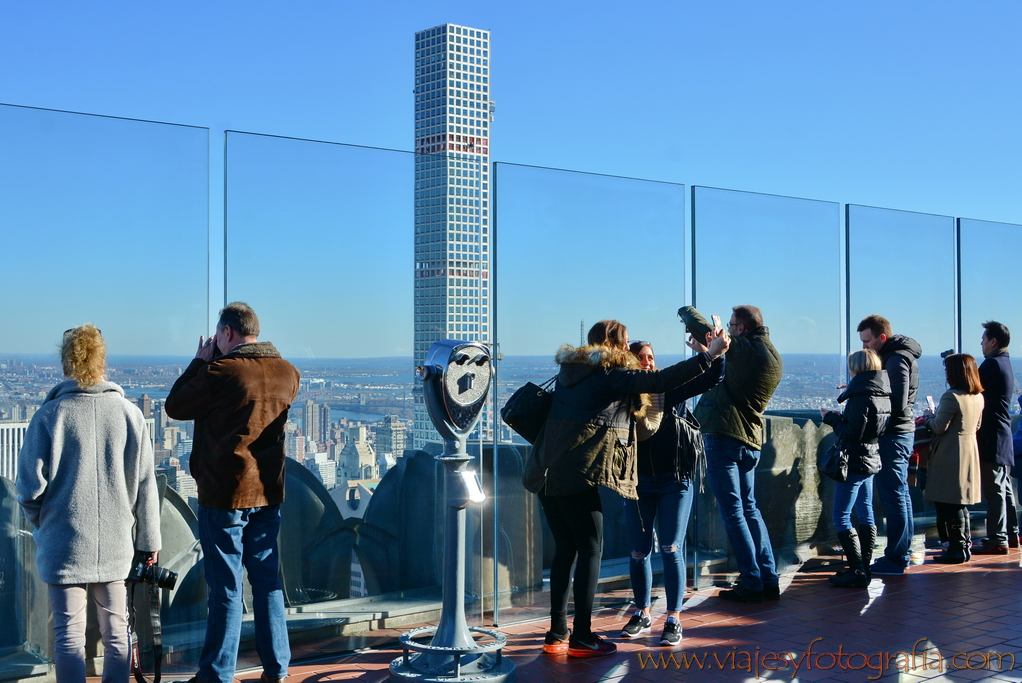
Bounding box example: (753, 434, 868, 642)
(711, 314, 722, 331)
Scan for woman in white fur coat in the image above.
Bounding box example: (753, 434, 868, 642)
(17, 324, 161, 683)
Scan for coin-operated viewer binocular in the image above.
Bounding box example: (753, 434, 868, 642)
(389, 340, 515, 683)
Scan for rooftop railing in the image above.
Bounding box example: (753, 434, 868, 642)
(1, 102, 1020, 680)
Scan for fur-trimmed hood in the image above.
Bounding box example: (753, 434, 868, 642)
(523, 344, 716, 499)
(555, 344, 650, 418)
(226, 341, 282, 358)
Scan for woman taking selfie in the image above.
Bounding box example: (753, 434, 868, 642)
(524, 319, 729, 657)
(17, 324, 161, 683)
(618, 336, 724, 645)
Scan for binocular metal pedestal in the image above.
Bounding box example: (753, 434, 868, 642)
(389, 455, 514, 682)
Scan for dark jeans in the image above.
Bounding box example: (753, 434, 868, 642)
(831, 471, 875, 532)
(876, 432, 915, 566)
(703, 434, 777, 592)
(622, 473, 694, 613)
(980, 462, 1012, 544)
(539, 487, 603, 638)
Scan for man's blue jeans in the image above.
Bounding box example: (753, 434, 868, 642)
(622, 473, 695, 613)
(875, 432, 915, 566)
(197, 505, 290, 683)
(704, 434, 777, 592)
(832, 471, 875, 532)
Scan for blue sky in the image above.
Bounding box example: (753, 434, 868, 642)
(1, 1, 1019, 358)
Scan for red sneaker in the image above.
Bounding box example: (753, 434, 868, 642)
(567, 633, 617, 658)
(542, 629, 570, 654)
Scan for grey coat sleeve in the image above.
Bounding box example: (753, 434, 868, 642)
(16, 415, 51, 529)
(132, 421, 162, 552)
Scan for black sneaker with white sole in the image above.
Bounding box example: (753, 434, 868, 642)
(659, 620, 682, 646)
(621, 612, 652, 637)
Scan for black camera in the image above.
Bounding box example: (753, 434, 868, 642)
(127, 556, 178, 590)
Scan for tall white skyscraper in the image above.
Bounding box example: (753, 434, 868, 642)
(412, 23, 493, 448)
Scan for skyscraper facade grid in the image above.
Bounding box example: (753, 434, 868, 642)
(412, 23, 493, 448)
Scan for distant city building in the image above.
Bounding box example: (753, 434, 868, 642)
(318, 403, 331, 445)
(0, 421, 29, 480)
(2, 404, 39, 422)
(375, 414, 408, 457)
(304, 452, 336, 488)
(302, 400, 320, 448)
(136, 393, 152, 418)
(144, 417, 156, 452)
(412, 23, 493, 448)
(174, 438, 193, 461)
(153, 403, 166, 441)
(162, 425, 183, 451)
(285, 429, 306, 461)
(350, 549, 368, 598)
(168, 468, 198, 501)
(338, 426, 377, 482)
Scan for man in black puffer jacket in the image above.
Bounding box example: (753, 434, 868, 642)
(857, 314, 922, 575)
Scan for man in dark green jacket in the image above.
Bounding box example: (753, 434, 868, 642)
(679, 305, 783, 603)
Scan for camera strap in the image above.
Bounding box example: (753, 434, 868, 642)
(128, 582, 164, 683)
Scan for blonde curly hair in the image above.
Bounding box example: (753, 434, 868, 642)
(61, 324, 106, 388)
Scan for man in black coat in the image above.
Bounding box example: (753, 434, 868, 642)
(857, 315, 922, 575)
(974, 321, 1018, 554)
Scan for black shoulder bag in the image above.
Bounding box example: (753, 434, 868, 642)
(820, 441, 849, 482)
(674, 403, 705, 481)
(501, 376, 556, 444)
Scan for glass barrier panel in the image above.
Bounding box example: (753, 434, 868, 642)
(959, 217, 1022, 402)
(226, 133, 492, 663)
(847, 205, 956, 408)
(847, 204, 956, 565)
(494, 162, 685, 623)
(0, 104, 208, 678)
(692, 186, 842, 585)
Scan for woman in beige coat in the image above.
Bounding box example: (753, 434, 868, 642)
(924, 354, 984, 564)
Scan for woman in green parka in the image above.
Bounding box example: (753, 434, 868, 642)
(524, 319, 728, 657)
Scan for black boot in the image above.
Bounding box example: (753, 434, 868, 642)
(937, 510, 968, 564)
(857, 524, 877, 580)
(830, 529, 870, 587)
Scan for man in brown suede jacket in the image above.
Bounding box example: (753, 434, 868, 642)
(165, 302, 299, 683)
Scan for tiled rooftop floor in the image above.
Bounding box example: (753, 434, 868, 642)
(225, 548, 1021, 682)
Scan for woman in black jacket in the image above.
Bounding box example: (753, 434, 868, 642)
(524, 319, 729, 657)
(618, 337, 724, 646)
(821, 349, 891, 587)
